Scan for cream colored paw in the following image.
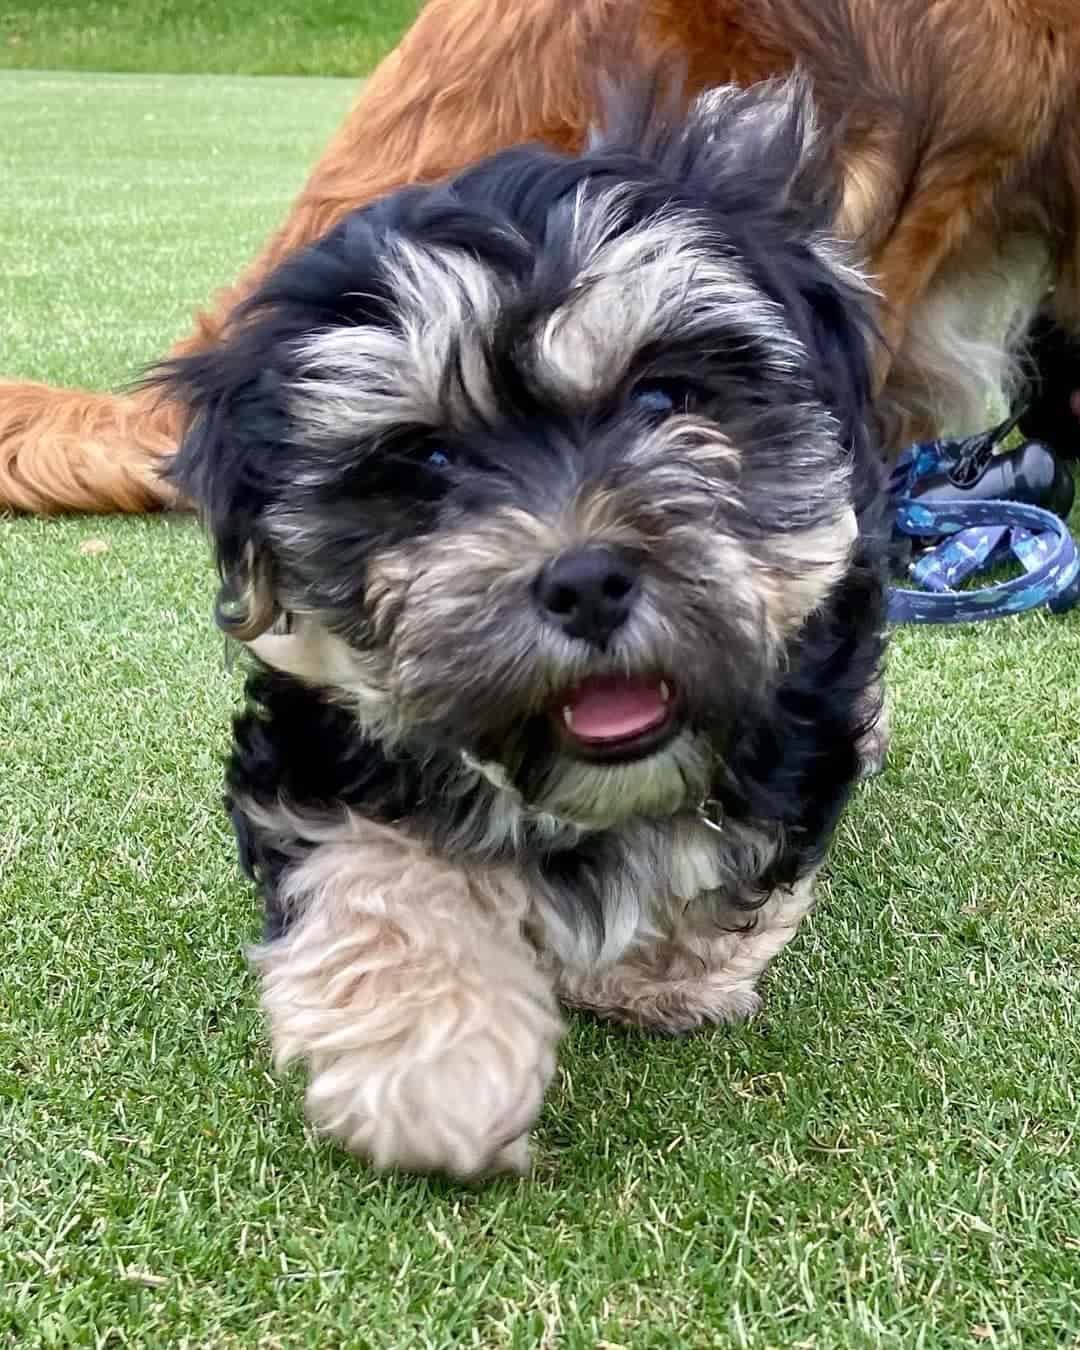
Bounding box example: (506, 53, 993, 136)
(307, 996, 561, 1179)
(258, 917, 563, 1180)
(560, 968, 762, 1034)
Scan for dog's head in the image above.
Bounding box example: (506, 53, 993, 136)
(158, 74, 878, 829)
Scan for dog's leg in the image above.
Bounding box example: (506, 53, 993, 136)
(837, 135, 1020, 448)
(872, 210, 988, 409)
(253, 820, 562, 1178)
(855, 676, 889, 780)
(556, 874, 816, 1034)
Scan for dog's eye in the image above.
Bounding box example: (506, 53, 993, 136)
(630, 384, 689, 420)
(633, 387, 673, 418)
(424, 446, 455, 469)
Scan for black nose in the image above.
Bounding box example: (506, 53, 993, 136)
(533, 547, 640, 645)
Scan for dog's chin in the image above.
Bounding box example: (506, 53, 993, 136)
(530, 725, 713, 831)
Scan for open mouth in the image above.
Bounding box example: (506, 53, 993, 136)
(552, 674, 680, 762)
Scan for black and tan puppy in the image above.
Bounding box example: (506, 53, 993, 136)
(156, 74, 888, 1179)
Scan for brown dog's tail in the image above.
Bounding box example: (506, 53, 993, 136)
(0, 379, 187, 514)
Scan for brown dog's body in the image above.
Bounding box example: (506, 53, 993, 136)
(2, 0, 1079, 514)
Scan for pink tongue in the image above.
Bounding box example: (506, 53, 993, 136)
(562, 676, 669, 743)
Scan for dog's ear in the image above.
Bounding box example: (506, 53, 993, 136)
(147, 213, 395, 641)
(592, 68, 840, 227)
(686, 74, 842, 233)
(147, 325, 295, 642)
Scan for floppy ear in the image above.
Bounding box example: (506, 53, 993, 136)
(149, 335, 293, 642)
(785, 234, 879, 458)
(591, 67, 840, 230)
(148, 214, 395, 641)
(684, 74, 842, 230)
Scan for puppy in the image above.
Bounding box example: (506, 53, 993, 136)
(156, 75, 888, 1179)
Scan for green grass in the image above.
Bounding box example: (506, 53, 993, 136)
(3, 70, 1080, 1349)
(0, 0, 419, 76)
(0, 71, 355, 388)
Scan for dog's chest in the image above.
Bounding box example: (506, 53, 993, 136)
(625, 812, 780, 907)
(533, 811, 781, 965)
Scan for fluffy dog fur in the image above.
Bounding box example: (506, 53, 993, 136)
(155, 75, 888, 1178)
(2, 0, 1080, 516)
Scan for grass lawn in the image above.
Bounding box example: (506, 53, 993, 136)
(3, 68, 1080, 1350)
(0, 1, 419, 76)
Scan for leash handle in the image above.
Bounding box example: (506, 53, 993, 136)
(887, 496, 1080, 625)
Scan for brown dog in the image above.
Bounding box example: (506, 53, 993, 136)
(2, 0, 1079, 515)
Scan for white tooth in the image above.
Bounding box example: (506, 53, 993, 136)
(563, 706, 574, 728)
(660, 681, 671, 703)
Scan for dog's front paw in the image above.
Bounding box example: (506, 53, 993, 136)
(257, 916, 562, 1180)
(855, 683, 890, 779)
(560, 965, 763, 1034)
(856, 721, 889, 779)
(559, 872, 817, 1035)
(314, 992, 561, 1179)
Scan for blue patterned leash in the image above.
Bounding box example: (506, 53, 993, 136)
(886, 438, 1080, 625)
